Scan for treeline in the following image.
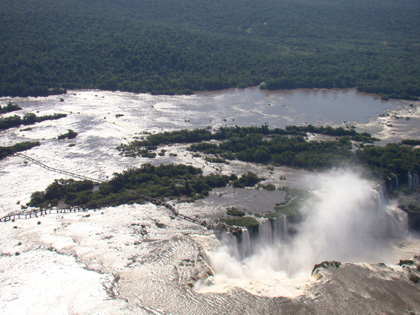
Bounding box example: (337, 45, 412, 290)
(0, 113, 67, 130)
(0, 0, 419, 99)
(117, 129, 212, 155)
(118, 125, 420, 184)
(356, 143, 420, 184)
(402, 140, 420, 146)
(0, 102, 22, 114)
(0, 141, 40, 160)
(118, 125, 375, 157)
(188, 133, 354, 170)
(29, 163, 261, 209)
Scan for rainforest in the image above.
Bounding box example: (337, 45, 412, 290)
(0, 0, 419, 99)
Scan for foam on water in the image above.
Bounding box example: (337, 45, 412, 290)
(197, 169, 408, 297)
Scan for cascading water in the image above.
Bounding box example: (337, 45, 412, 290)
(408, 172, 413, 190)
(235, 216, 290, 258)
(199, 169, 409, 297)
(258, 218, 273, 244)
(413, 173, 419, 190)
(272, 215, 288, 242)
(389, 174, 399, 193)
(239, 228, 252, 258)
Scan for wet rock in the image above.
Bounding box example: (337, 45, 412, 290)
(311, 261, 342, 277)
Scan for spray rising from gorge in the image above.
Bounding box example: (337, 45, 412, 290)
(199, 169, 408, 297)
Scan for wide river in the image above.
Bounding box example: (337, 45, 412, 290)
(1, 87, 402, 135)
(1, 87, 419, 315)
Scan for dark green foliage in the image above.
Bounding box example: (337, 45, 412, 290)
(0, 141, 40, 160)
(221, 216, 259, 228)
(0, 0, 419, 99)
(402, 140, 420, 146)
(284, 125, 376, 142)
(258, 183, 276, 191)
(226, 207, 245, 217)
(356, 143, 420, 180)
(410, 275, 419, 283)
(0, 113, 67, 130)
(29, 164, 233, 208)
(0, 102, 22, 114)
(117, 129, 212, 156)
(119, 126, 420, 185)
(120, 125, 372, 171)
(399, 259, 414, 266)
(232, 172, 263, 188)
(58, 129, 78, 140)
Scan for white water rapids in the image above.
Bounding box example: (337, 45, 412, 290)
(197, 170, 408, 297)
(1, 90, 419, 313)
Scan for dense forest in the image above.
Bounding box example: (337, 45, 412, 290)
(29, 164, 262, 209)
(0, 0, 419, 99)
(118, 125, 420, 186)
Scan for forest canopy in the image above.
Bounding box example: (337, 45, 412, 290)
(0, 0, 419, 99)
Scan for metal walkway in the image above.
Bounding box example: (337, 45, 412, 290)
(15, 153, 104, 184)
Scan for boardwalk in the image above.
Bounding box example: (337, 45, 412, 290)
(15, 153, 104, 184)
(2, 155, 211, 228)
(141, 195, 211, 228)
(0, 207, 91, 223)
(1, 197, 211, 229)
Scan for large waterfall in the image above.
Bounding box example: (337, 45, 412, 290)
(235, 216, 290, 259)
(202, 169, 409, 297)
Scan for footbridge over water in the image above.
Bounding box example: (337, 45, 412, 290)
(2, 154, 211, 228)
(14, 153, 105, 184)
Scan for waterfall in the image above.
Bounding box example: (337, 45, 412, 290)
(233, 217, 291, 258)
(272, 215, 288, 241)
(210, 170, 410, 284)
(239, 228, 252, 258)
(413, 174, 419, 189)
(388, 175, 399, 193)
(258, 219, 273, 244)
(225, 232, 241, 259)
(375, 185, 408, 239)
(408, 172, 413, 190)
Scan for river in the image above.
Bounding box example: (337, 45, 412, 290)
(1, 88, 420, 314)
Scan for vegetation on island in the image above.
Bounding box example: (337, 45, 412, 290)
(226, 207, 246, 217)
(58, 129, 78, 140)
(221, 216, 259, 229)
(1, 0, 419, 99)
(119, 125, 374, 170)
(0, 102, 22, 114)
(119, 125, 420, 193)
(0, 141, 40, 160)
(0, 113, 67, 131)
(221, 207, 261, 228)
(29, 163, 262, 209)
